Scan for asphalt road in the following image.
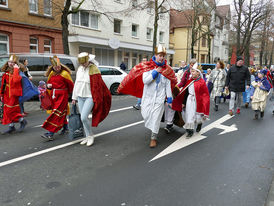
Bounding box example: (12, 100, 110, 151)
(0, 96, 273, 206)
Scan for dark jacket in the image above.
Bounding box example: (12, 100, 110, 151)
(225, 64, 250, 92)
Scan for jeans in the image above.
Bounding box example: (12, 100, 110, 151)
(77, 97, 94, 137)
(229, 91, 242, 111)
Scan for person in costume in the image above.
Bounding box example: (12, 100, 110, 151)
(172, 63, 210, 138)
(0, 54, 27, 134)
(72, 52, 111, 147)
(250, 69, 271, 120)
(118, 45, 177, 148)
(41, 56, 74, 140)
(164, 58, 197, 134)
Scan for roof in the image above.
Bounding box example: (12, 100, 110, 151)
(216, 5, 230, 18)
(170, 9, 194, 29)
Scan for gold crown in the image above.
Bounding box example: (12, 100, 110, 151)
(50, 55, 61, 67)
(9, 54, 19, 63)
(78, 52, 89, 64)
(155, 44, 167, 55)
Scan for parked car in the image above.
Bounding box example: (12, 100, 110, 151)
(201, 63, 216, 73)
(98, 66, 127, 95)
(0, 53, 78, 87)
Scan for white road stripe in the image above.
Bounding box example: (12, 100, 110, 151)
(0, 120, 144, 168)
(32, 106, 134, 128)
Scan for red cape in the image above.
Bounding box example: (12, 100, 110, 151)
(117, 58, 177, 98)
(89, 66, 112, 127)
(172, 77, 210, 116)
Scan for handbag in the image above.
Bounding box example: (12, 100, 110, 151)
(207, 70, 220, 94)
(68, 104, 84, 140)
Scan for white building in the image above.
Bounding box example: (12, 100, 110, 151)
(68, 0, 174, 69)
(212, 5, 230, 63)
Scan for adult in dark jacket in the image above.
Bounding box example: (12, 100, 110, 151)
(225, 56, 250, 115)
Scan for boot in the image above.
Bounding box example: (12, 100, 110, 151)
(260, 111, 264, 118)
(18, 119, 27, 132)
(253, 112, 259, 120)
(196, 123, 202, 133)
(186, 129, 194, 139)
(86, 136, 94, 147)
(60, 124, 69, 135)
(2, 126, 16, 135)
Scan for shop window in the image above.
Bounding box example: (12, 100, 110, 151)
(0, 34, 9, 55)
(29, 0, 38, 13)
(30, 37, 38, 53)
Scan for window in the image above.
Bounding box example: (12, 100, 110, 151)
(132, 53, 137, 67)
(146, 28, 152, 40)
(193, 53, 197, 59)
(159, 31, 164, 43)
(30, 37, 38, 53)
(72, 12, 79, 25)
(159, 7, 166, 19)
(44, 39, 51, 53)
(132, 24, 138, 37)
(201, 54, 205, 63)
(95, 48, 114, 66)
(90, 14, 99, 29)
(44, 0, 52, 16)
(202, 36, 207, 47)
(132, 0, 137, 7)
(0, 34, 9, 55)
(99, 67, 116, 75)
(114, 19, 121, 34)
(0, 0, 8, 7)
(25, 57, 44, 71)
(29, 0, 38, 13)
(80, 11, 89, 27)
(147, 1, 153, 14)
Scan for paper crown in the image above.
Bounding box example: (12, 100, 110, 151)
(9, 54, 19, 63)
(78, 52, 89, 64)
(155, 44, 167, 55)
(50, 55, 61, 67)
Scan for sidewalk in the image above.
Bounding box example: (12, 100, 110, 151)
(266, 176, 274, 206)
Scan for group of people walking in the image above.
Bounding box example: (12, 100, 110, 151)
(0, 46, 273, 149)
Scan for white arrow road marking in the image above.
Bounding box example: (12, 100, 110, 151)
(0, 120, 144, 168)
(149, 114, 237, 162)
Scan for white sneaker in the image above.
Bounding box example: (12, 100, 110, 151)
(86, 136, 94, 147)
(80, 138, 88, 145)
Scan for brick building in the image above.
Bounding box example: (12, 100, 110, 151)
(0, 0, 64, 54)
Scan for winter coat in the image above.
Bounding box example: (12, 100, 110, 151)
(208, 68, 226, 99)
(225, 64, 250, 92)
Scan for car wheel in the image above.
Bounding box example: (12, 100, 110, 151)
(110, 83, 120, 95)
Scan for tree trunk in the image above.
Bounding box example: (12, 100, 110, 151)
(236, 1, 242, 56)
(61, 0, 71, 55)
(244, 44, 250, 67)
(207, 34, 211, 63)
(152, 0, 158, 55)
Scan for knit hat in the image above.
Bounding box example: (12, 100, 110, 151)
(236, 56, 243, 62)
(39, 80, 46, 86)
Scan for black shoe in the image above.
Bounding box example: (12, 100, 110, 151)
(272, 110, 274, 115)
(254, 113, 259, 120)
(41, 132, 54, 141)
(196, 123, 202, 132)
(214, 105, 218, 111)
(164, 124, 174, 134)
(18, 119, 27, 132)
(2, 126, 16, 135)
(260, 111, 264, 118)
(60, 128, 69, 135)
(245, 103, 249, 108)
(186, 129, 194, 138)
(133, 105, 141, 110)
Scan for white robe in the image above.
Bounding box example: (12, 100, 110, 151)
(182, 83, 204, 130)
(141, 69, 172, 134)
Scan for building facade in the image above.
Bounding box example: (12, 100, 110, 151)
(68, 0, 173, 69)
(0, 0, 64, 55)
(212, 5, 230, 63)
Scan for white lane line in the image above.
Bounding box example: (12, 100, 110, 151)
(32, 106, 134, 128)
(0, 120, 144, 168)
(149, 114, 237, 162)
